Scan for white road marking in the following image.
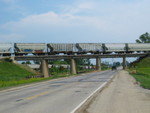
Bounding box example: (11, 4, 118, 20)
(70, 82, 107, 113)
(70, 75, 115, 113)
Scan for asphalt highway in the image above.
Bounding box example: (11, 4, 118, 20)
(0, 70, 118, 113)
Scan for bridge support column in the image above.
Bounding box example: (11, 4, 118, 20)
(41, 60, 49, 78)
(10, 56, 18, 64)
(96, 57, 101, 71)
(123, 56, 127, 70)
(70, 58, 77, 74)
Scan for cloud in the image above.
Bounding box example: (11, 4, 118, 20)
(1, 11, 104, 42)
(0, 0, 150, 43)
(63, 1, 97, 15)
(2, 11, 106, 32)
(0, 33, 25, 42)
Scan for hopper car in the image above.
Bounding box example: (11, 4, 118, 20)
(47, 43, 77, 54)
(76, 43, 103, 54)
(103, 43, 127, 54)
(126, 43, 150, 53)
(0, 43, 12, 56)
(14, 43, 46, 56)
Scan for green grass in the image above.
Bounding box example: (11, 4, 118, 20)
(132, 73, 150, 89)
(0, 78, 46, 88)
(0, 73, 73, 89)
(129, 58, 150, 89)
(0, 61, 35, 81)
(0, 61, 39, 89)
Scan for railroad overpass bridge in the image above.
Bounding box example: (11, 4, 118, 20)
(1, 42, 150, 78)
(13, 53, 150, 78)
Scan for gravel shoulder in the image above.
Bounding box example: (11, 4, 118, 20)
(81, 70, 150, 113)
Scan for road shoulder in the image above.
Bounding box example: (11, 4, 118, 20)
(78, 70, 150, 113)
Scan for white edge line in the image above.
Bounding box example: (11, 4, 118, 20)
(70, 75, 114, 113)
(70, 81, 107, 113)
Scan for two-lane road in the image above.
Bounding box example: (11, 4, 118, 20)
(0, 70, 118, 113)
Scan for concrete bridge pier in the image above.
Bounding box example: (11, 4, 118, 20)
(70, 58, 77, 74)
(41, 59, 49, 78)
(96, 57, 101, 71)
(123, 56, 127, 70)
(10, 56, 18, 64)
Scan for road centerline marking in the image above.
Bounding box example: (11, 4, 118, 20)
(26, 91, 48, 100)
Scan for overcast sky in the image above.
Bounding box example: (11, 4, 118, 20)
(0, 0, 150, 43)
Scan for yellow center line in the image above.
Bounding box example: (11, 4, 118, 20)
(26, 91, 49, 100)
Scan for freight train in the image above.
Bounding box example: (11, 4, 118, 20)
(0, 43, 150, 56)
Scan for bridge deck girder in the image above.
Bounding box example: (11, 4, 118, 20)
(14, 53, 150, 61)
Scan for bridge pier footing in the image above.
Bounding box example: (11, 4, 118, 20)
(123, 56, 127, 70)
(70, 58, 77, 74)
(96, 57, 101, 71)
(41, 60, 49, 78)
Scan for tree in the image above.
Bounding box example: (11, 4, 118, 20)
(77, 59, 91, 65)
(136, 32, 150, 43)
(34, 60, 40, 64)
(26, 61, 31, 64)
(21, 61, 31, 64)
(115, 62, 121, 67)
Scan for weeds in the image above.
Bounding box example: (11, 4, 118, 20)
(129, 58, 150, 89)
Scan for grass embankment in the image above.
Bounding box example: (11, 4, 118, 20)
(129, 57, 150, 89)
(0, 60, 109, 89)
(0, 60, 39, 88)
(0, 61, 92, 89)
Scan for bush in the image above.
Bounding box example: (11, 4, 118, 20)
(3, 58, 12, 62)
(50, 66, 68, 75)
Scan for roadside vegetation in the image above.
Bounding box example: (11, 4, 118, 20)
(0, 58, 39, 88)
(129, 32, 150, 89)
(129, 57, 150, 89)
(0, 60, 36, 81)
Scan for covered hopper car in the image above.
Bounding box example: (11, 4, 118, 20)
(47, 43, 77, 54)
(14, 43, 46, 55)
(103, 43, 127, 54)
(0, 43, 12, 56)
(127, 43, 150, 53)
(76, 43, 103, 53)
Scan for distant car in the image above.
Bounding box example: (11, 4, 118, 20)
(112, 66, 117, 70)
